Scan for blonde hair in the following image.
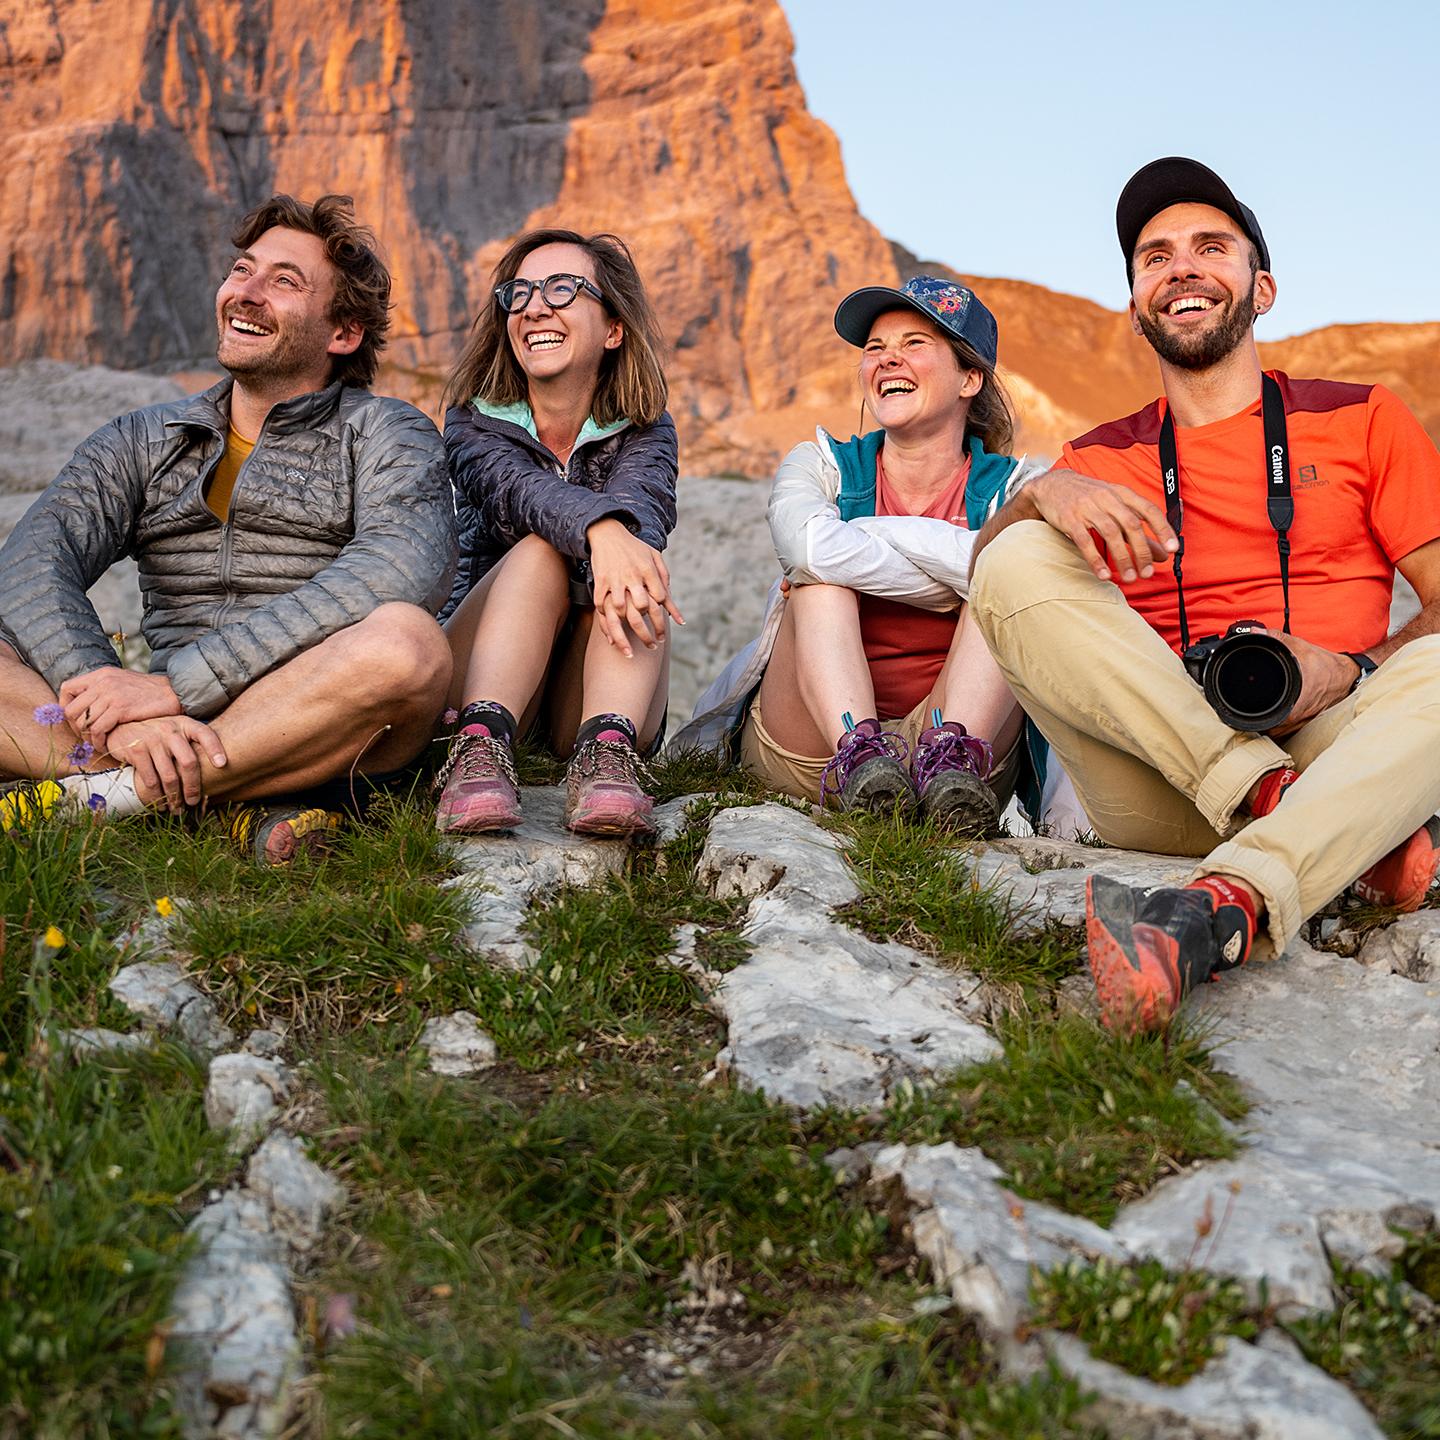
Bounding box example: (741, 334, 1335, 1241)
(442, 228, 668, 425)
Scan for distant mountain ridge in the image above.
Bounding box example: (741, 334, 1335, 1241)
(1, 0, 1433, 474)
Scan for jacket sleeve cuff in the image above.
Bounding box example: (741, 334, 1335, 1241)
(164, 645, 229, 720)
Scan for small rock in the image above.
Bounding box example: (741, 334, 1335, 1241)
(1358, 910, 1440, 982)
(1320, 1208, 1410, 1278)
(56, 1026, 154, 1058)
(246, 1133, 343, 1253)
(698, 802, 856, 906)
(110, 960, 234, 1054)
(204, 1053, 291, 1140)
(418, 1012, 498, 1077)
(824, 1146, 872, 1187)
(243, 1029, 285, 1058)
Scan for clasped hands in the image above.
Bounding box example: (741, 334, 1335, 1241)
(1026, 469, 1363, 736)
(58, 666, 226, 811)
(586, 518, 685, 658)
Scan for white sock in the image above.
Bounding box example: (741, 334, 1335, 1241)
(59, 767, 146, 819)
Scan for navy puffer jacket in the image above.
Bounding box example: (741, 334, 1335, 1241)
(442, 401, 679, 620)
(0, 379, 456, 718)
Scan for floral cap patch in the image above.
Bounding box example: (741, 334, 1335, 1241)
(833, 273, 999, 366)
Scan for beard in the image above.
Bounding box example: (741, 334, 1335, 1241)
(216, 305, 335, 385)
(1135, 280, 1257, 370)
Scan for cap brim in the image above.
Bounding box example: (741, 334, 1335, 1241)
(1116, 156, 1267, 273)
(833, 287, 932, 347)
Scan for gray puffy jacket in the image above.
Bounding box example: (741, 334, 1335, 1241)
(0, 379, 457, 718)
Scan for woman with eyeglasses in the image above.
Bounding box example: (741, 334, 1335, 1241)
(677, 276, 1057, 832)
(436, 229, 679, 838)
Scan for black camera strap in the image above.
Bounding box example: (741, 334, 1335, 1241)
(1156, 372, 1292, 653)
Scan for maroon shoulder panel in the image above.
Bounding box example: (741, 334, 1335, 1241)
(1069, 399, 1164, 453)
(1273, 372, 1374, 415)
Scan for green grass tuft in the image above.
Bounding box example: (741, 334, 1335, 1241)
(1030, 1255, 1256, 1385)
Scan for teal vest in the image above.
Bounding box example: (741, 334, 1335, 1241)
(823, 429, 1050, 824)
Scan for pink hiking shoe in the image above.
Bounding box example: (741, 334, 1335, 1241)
(564, 728, 655, 838)
(435, 726, 522, 834)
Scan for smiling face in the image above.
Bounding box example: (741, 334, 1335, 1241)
(504, 241, 622, 392)
(1129, 202, 1276, 371)
(860, 308, 982, 435)
(215, 226, 359, 390)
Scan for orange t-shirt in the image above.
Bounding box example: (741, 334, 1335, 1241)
(1060, 373, 1440, 655)
(858, 448, 970, 720)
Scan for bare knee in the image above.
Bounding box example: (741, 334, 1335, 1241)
(342, 604, 451, 709)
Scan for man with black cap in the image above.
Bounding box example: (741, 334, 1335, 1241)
(967, 156, 1440, 1033)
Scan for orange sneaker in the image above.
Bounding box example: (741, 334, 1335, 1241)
(1085, 875, 1232, 1034)
(1352, 817, 1440, 912)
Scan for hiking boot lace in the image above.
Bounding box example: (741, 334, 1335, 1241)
(570, 738, 654, 789)
(434, 731, 519, 791)
(911, 725, 993, 792)
(819, 724, 910, 807)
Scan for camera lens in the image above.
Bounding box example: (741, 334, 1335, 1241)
(1205, 633, 1303, 731)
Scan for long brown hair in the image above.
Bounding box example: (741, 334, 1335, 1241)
(442, 229, 668, 425)
(947, 337, 1016, 456)
(230, 194, 391, 388)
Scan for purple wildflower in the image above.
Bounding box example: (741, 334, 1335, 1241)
(34, 703, 66, 727)
(443, 708, 460, 726)
(88, 793, 107, 814)
(67, 740, 95, 768)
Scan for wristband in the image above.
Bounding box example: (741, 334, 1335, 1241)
(1343, 652, 1377, 692)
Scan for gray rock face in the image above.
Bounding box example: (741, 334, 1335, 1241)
(971, 836, 1194, 935)
(1043, 1329, 1383, 1440)
(55, 1026, 156, 1058)
(1111, 939, 1440, 1314)
(109, 960, 234, 1055)
(204, 1053, 292, 1141)
(698, 803, 1000, 1108)
(245, 1133, 344, 1255)
(170, 1189, 296, 1440)
(444, 786, 632, 968)
(418, 1011, 499, 1077)
(1358, 909, 1440, 981)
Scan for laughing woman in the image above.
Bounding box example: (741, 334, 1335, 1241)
(436, 229, 680, 838)
(679, 276, 1047, 832)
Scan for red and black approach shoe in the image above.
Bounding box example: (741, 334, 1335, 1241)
(1353, 816, 1440, 912)
(1248, 766, 1299, 819)
(1085, 876, 1237, 1034)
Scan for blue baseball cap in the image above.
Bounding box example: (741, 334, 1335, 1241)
(834, 274, 999, 367)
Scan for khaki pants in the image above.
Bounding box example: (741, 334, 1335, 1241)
(971, 521, 1440, 953)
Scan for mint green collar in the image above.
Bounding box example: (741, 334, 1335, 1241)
(473, 398, 629, 449)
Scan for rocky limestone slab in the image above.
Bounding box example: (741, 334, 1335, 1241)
(700, 804, 999, 1107)
(170, 1188, 296, 1440)
(443, 786, 632, 968)
(109, 959, 234, 1054)
(970, 836, 1193, 934)
(1111, 940, 1440, 1313)
(1358, 908, 1440, 981)
(1043, 1328, 1383, 1440)
(204, 1053, 291, 1142)
(245, 1133, 344, 1255)
(418, 1011, 499, 1077)
(56, 1026, 156, 1058)
(698, 801, 855, 907)
(870, 1142, 1126, 1338)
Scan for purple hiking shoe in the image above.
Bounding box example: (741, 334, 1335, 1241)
(435, 726, 522, 834)
(910, 715, 999, 835)
(819, 717, 915, 814)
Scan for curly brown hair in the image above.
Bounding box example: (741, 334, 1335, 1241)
(230, 194, 392, 388)
(442, 228, 667, 426)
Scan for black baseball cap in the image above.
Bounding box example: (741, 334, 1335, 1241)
(1116, 157, 1271, 284)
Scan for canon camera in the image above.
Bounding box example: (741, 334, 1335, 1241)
(1182, 621, 1303, 732)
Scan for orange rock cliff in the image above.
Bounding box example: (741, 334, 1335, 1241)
(2, 0, 1435, 472)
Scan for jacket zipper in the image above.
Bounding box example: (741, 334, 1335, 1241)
(214, 413, 273, 629)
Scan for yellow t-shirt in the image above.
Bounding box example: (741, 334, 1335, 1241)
(205, 425, 255, 522)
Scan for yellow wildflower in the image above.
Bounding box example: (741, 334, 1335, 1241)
(43, 925, 66, 949)
(155, 896, 174, 918)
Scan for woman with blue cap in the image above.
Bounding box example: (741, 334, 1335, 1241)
(676, 275, 1048, 830)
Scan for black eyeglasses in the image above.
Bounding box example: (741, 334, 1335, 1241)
(494, 273, 606, 314)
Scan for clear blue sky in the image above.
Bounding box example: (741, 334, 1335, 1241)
(781, 0, 1439, 338)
